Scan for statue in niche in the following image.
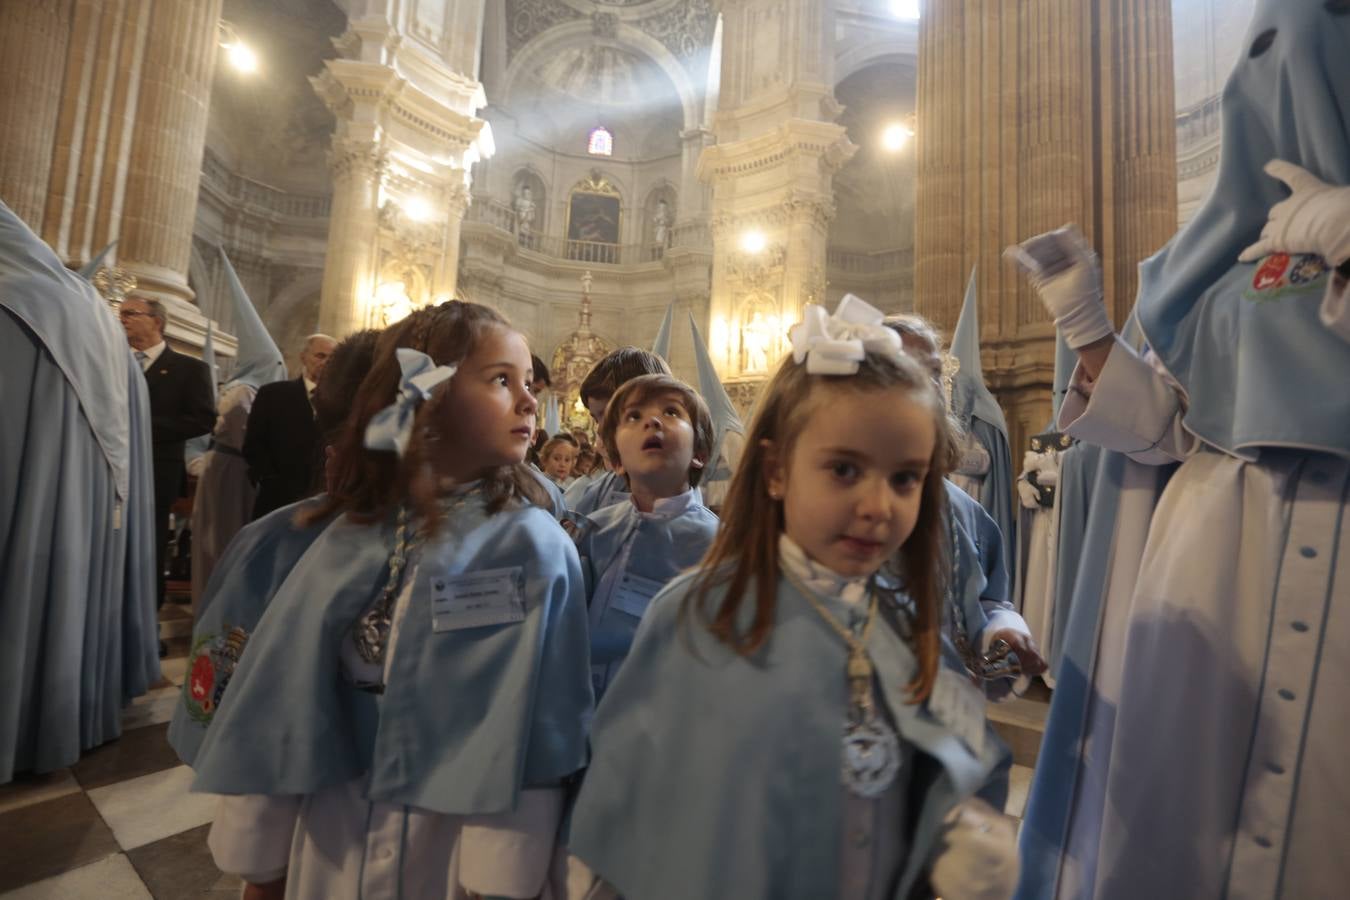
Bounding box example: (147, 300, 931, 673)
(741, 309, 772, 374)
(513, 184, 536, 243)
(652, 199, 671, 247)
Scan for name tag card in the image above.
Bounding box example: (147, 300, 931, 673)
(431, 567, 526, 633)
(929, 668, 987, 757)
(611, 572, 665, 618)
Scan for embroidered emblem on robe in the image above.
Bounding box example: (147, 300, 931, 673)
(184, 626, 250, 722)
(1246, 253, 1329, 302)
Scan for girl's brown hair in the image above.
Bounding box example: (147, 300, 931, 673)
(686, 348, 957, 702)
(300, 301, 548, 531)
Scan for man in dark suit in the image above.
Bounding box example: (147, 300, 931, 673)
(120, 297, 216, 628)
(243, 333, 336, 519)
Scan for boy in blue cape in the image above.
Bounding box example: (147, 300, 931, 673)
(567, 373, 719, 700)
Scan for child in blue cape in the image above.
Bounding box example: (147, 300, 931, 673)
(570, 373, 719, 700)
(569, 296, 1018, 900)
(563, 347, 671, 515)
(885, 313, 1047, 698)
(191, 302, 593, 900)
(168, 328, 381, 767)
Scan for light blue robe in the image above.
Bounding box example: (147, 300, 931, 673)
(563, 469, 629, 516)
(950, 270, 1017, 573)
(525, 465, 568, 519)
(191, 497, 593, 816)
(572, 491, 718, 698)
(943, 480, 1026, 700)
(167, 497, 333, 767)
(569, 568, 1011, 900)
(0, 203, 158, 782)
(1014, 449, 1175, 900)
(1021, 5, 1350, 895)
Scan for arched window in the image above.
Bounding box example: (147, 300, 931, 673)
(587, 126, 613, 157)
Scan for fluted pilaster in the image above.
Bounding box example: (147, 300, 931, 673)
(0, 0, 73, 230)
(914, 0, 1176, 451)
(317, 140, 384, 336)
(118, 0, 222, 305)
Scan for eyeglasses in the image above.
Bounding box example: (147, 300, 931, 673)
(119, 311, 152, 321)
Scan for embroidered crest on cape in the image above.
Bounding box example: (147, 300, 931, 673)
(183, 626, 250, 723)
(1245, 253, 1329, 302)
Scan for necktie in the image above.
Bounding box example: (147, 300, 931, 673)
(135, 351, 148, 371)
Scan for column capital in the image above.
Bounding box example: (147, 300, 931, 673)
(330, 138, 387, 182)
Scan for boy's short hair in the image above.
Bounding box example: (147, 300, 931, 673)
(600, 374, 715, 487)
(530, 354, 551, 387)
(540, 436, 577, 461)
(579, 347, 671, 407)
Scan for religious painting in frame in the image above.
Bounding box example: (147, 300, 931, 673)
(566, 172, 622, 246)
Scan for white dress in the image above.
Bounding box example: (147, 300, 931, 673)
(1053, 318, 1349, 899)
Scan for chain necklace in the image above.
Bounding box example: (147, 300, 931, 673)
(784, 568, 902, 798)
(350, 488, 486, 666)
(352, 506, 420, 665)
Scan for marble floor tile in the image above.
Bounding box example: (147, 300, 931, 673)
(0, 792, 122, 892)
(0, 768, 79, 815)
(159, 657, 188, 687)
(121, 687, 181, 733)
(71, 723, 179, 791)
(126, 823, 240, 899)
(86, 766, 218, 852)
(0, 854, 152, 900)
(1005, 763, 1033, 820)
(991, 718, 1043, 769)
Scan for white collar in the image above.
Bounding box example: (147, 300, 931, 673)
(630, 484, 699, 521)
(303, 375, 317, 394)
(136, 341, 166, 367)
(777, 533, 871, 606)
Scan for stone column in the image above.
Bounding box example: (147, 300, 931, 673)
(117, 0, 223, 307)
(914, 0, 1177, 450)
(699, 0, 853, 392)
(678, 127, 714, 218)
(0, 0, 73, 230)
(433, 183, 473, 298)
(317, 139, 384, 337)
(312, 1, 491, 336)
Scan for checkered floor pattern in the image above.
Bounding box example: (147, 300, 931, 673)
(0, 602, 1041, 898)
(0, 601, 240, 899)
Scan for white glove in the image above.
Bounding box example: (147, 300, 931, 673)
(1005, 225, 1114, 349)
(929, 797, 1020, 900)
(1238, 160, 1350, 267)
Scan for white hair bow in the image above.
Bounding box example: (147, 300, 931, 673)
(364, 348, 458, 457)
(788, 294, 903, 375)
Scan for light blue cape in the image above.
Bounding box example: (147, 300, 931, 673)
(0, 202, 133, 500)
(191, 499, 593, 814)
(569, 569, 1010, 900)
(1135, 0, 1350, 459)
(167, 497, 333, 766)
(573, 496, 719, 696)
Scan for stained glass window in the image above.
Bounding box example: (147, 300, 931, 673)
(587, 126, 613, 157)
